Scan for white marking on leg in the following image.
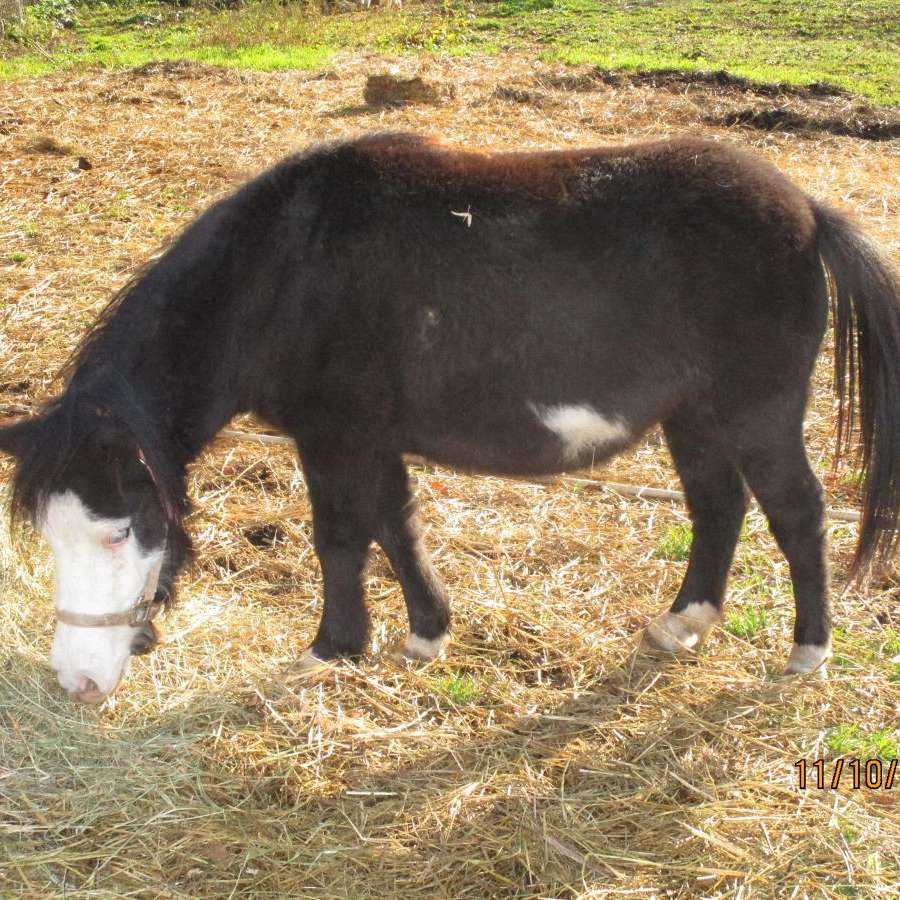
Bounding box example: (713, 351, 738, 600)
(644, 601, 720, 653)
(403, 632, 449, 661)
(41, 491, 163, 698)
(531, 403, 629, 461)
(784, 642, 831, 675)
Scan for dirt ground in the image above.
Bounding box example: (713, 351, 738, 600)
(0, 53, 898, 897)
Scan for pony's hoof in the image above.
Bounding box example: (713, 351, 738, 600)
(783, 643, 831, 677)
(401, 632, 449, 662)
(293, 648, 334, 677)
(641, 603, 720, 655)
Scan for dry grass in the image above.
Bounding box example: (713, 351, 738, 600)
(0, 53, 898, 897)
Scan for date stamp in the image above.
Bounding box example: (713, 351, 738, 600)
(795, 758, 897, 790)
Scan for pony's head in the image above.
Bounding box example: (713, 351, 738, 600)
(0, 381, 189, 703)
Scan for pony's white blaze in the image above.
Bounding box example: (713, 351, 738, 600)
(533, 403, 629, 461)
(41, 491, 163, 698)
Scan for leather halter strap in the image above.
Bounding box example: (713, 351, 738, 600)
(55, 555, 164, 628)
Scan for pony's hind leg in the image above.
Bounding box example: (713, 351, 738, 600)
(729, 412, 831, 675)
(644, 415, 748, 654)
(374, 456, 451, 661)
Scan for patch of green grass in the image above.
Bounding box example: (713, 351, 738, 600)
(655, 523, 692, 561)
(435, 672, 478, 705)
(732, 548, 772, 575)
(730, 570, 770, 598)
(725, 605, 769, 639)
(827, 626, 900, 673)
(525, 0, 899, 104)
(0, 41, 331, 79)
(837, 469, 864, 490)
(0, 3, 334, 78)
(1, 1, 897, 105)
(829, 626, 862, 669)
(879, 628, 900, 657)
(9, 252, 29, 264)
(825, 724, 898, 760)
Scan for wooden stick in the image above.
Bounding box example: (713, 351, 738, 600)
(219, 428, 292, 447)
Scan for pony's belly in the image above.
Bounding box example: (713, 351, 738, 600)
(406, 400, 633, 476)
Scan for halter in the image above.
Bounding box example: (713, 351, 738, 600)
(55, 555, 165, 628)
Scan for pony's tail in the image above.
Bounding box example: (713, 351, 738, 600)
(815, 203, 900, 577)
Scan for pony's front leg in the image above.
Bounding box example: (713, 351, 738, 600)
(297, 449, 375, 667)
(308, 527, 372, 664)
(295, 443, 451, 669)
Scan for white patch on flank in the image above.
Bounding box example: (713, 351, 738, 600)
(784, 642, 831, 676)
(40, 491, 163, 699)
(532, 403, 629, 461)
(404, 632, 450, 662)
(644, 601, 720, 654)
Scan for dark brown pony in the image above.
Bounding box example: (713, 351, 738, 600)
(1, 133, 898, 701)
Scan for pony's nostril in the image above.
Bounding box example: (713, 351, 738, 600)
(72, 675, 107, 704)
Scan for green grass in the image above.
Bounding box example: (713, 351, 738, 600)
(825, 724, 899, 760)
(495, 0, 899, 104)
(822, 626, 900, 675)
(1, 2, 334, 77)
(435, 672, 478, 705)
(655, 523, 692, 561)
(725, 605, 769, 639)
(880, 627, 900, 657)
(2, 1, 898, 104)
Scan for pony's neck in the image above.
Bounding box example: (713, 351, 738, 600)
(72, 213, 263, 462)
(71, 161, 303, 462)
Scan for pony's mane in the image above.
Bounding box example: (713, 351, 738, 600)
(62, 262, 158, 383)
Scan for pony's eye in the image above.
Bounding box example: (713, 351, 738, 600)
(105, 526, 131, 548)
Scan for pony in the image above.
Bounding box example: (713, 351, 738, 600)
(0, 133, 897, 703)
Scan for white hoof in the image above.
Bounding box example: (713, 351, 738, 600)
(293, 648, 333, 676)
(642, 602, 720, 654)
(784, 642, 831, 677)
(403, 632, 449, 662)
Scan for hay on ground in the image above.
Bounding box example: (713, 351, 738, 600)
(0, 51, 898, 897)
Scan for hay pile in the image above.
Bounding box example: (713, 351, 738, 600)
(363, 72, 453, 106)
(1, 52, 898, 896)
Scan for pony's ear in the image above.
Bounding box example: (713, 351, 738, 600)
(0, 417, 39, 459)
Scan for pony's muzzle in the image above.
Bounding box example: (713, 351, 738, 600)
(71, 674, 108, 704)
